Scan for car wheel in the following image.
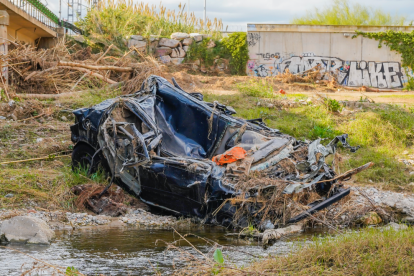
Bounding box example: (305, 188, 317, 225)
(71, 143, 102, 173)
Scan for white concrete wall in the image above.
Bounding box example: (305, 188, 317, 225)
(247, 24, 414, 89)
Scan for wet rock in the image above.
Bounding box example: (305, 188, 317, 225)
(155, 47, 173, 57)
(357, 211, 382, 225)
(158, 38, 180, 48)
(0, 216, 55, 244)
(262, 224, 302, 244)
(171, 32, 190, 40)
(384, 222, 408, 231)
(182, 38, 193, 46)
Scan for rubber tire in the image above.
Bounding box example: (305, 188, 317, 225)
(71, 143, 102, 173)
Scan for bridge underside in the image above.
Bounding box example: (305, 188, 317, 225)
(0, 0, 57, 45)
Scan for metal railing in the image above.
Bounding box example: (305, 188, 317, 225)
(6, 0, 60, 31)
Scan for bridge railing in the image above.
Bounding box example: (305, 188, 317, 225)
(6, 0, 60, 31)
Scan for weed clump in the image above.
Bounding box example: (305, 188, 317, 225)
(229, 227, 414, 275)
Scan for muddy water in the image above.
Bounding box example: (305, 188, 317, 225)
(0, 226, 325, 275)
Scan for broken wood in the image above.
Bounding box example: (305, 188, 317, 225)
(15, 113, 45, 122)
(95, 44, 114, 64)
(316, 162, 374, 184)
(0, 154, 71, 165)
(58, 66, 117, 84)
(58, 61, 133, 72)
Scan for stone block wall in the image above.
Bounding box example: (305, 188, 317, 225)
(127, 32, 212, 65)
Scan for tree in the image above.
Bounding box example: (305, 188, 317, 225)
(291, 0, 410, 26)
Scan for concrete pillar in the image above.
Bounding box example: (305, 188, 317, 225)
(0, 10, 9, 84)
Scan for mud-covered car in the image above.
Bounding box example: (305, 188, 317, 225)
(70, 76, 367, 229)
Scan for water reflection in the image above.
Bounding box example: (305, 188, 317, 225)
(0, 225, 323, 275)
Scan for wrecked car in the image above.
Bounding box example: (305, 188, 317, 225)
(70, 75, 368, 229)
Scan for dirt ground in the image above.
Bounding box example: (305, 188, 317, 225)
(158, 71, 414, 105)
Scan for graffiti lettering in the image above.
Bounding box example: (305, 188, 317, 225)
(254, 64, 270, 77)
(248, 54, 405, 89)
(257, 52, 280, 60)
(278, 56, 343, 75)
(247, 33, 261, 47)
(346, 61, 403, 88)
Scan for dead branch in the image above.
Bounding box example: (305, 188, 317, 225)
(95, 44, 114, 64)
(316, 162, 374, 184)
(0, 154, 70, 165)
(58, 61, 133, 72)
(58, 66, 117, 84)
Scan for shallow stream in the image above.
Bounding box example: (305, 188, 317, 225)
(0, 225, 326, 275)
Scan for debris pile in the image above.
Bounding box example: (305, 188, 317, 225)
(5, 39, 164, 99)
(70, 75, 371, 230)
(71, 184, 148, 217)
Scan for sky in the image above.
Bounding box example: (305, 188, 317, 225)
(43, 0, 414, 31)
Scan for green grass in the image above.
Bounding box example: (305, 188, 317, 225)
(59, 84, 124, 109)
(204, 91, 414, 191)
(0, 161, 107, 209)
(76, 0, 223, 51)
(235, 78, 276, 98)
(221, 226, 414, 275)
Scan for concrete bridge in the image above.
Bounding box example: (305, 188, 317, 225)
(0, 0, 83, 82)
(1, 0, 82, 46)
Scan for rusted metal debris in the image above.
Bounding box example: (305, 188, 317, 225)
(70, 75, 368, 230)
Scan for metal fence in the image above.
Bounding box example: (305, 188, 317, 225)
(6, 0, 60, 31)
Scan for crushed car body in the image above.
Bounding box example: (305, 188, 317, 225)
(70, 75, 369, 229)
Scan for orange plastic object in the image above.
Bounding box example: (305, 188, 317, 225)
(212, 147, 246, 165)
(279, 89, 286, 94)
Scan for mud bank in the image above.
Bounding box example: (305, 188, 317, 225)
(0, 208, 182, 231)
(1, 184, 413, 233)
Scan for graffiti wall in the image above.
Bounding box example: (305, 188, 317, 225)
(247, 53, 405, 88)
(246, 24, 414, 89)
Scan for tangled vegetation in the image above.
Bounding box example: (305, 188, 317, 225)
(221, 32, 249, 75)
(292, 0, 410, 26)
(76, 0, 223, 49)
(218, 226, 414, 275)
(185, 32, 249, 75)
